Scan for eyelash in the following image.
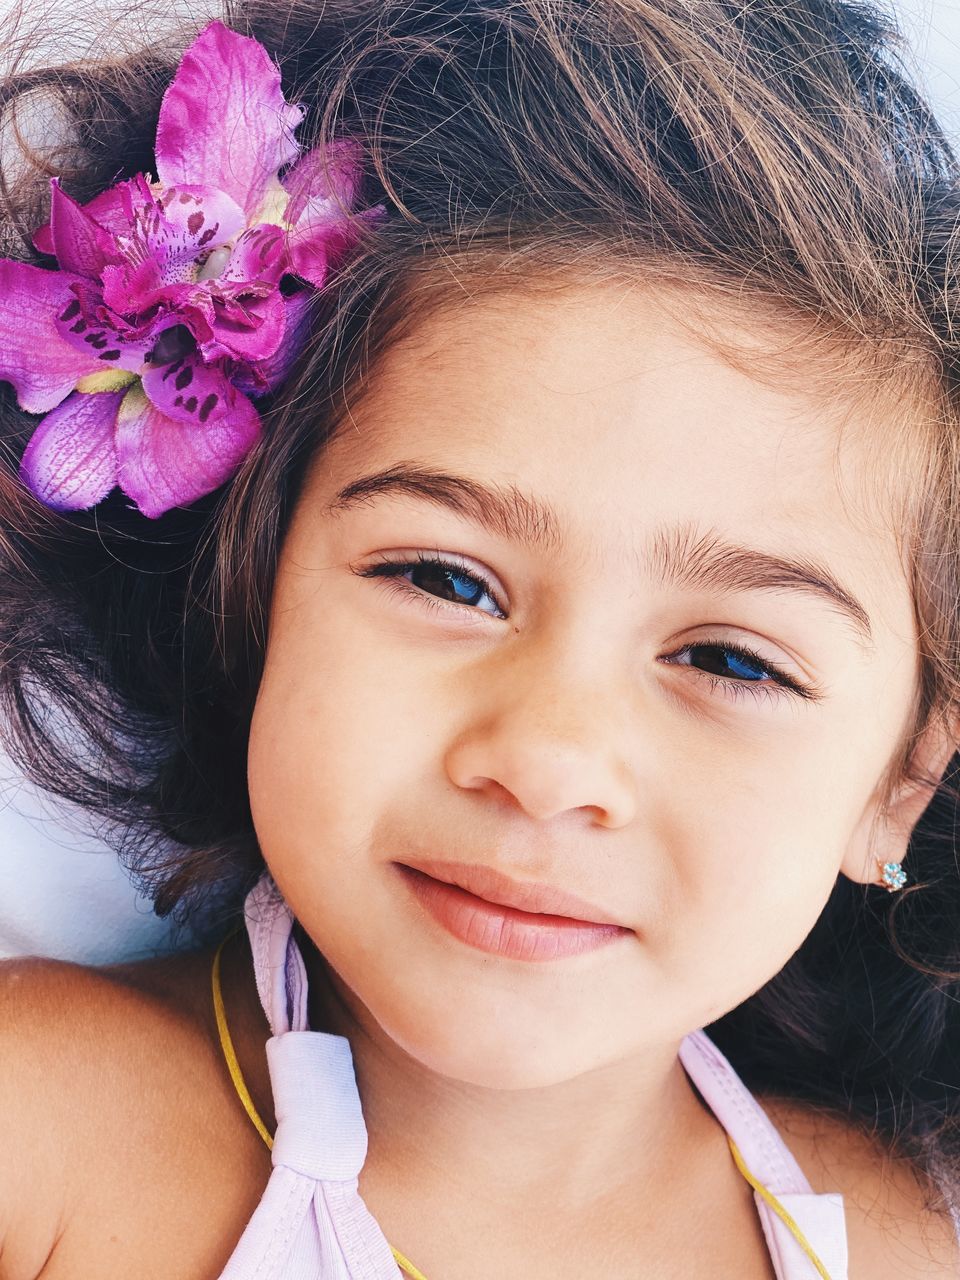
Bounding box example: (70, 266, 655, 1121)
(357, 552, 820, 704)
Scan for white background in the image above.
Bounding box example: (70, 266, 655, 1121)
(0, 0, 958, 960)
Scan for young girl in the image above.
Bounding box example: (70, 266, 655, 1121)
(0, 0, 959, 1275)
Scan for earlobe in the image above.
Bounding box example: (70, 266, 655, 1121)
(840, 711, 960, 888)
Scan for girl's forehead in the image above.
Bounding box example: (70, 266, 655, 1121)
(335, 281, 914, 536)
(358, 277, 913, 436)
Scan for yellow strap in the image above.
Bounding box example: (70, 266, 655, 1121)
(390, 1247, 431, 1280)
(212, 934, 275, 1151)
(212, 936, 831, 1280)
(726, 1133, 834, 1279)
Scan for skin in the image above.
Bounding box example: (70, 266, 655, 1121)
(2, 277, 958, 1279)
(241, 278, 957, 1269)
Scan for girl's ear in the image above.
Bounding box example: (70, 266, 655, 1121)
(840, 711, 960, 886)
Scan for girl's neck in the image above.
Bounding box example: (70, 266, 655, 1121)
(217, 922, 774, 1275)
(290, 922, 726, 1222)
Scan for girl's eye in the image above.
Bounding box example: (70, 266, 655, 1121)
(357, 553, 506, 618)
(357, 554, 818, 703)
(661, 642, 818, 704)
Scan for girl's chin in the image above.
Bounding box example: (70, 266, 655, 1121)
(367, 1001, 623, 1089)
(395, 1039, 592, 1089)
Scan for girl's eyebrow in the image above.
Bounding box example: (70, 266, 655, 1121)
(327, 462, 875, 651)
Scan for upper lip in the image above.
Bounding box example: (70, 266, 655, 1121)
(397, 857, 627, 928)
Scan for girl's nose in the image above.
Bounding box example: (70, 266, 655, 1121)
(442, 663, 638, 829)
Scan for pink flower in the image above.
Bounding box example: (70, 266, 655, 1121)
(0, 21, 385, 518)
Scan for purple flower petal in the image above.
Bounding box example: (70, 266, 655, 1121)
(48, 180, 119, 279)
(115, 380, 262, 518)
(286, 201, 387, 288)
(281, 139, 363, 224)
(34, 179, 144, 256)
(82, 183, 142, 236)
(53, 276, 159, 373)
(19, 390, 122, 511)
(98, 259, 226, 358)
(99, 261, 188, 325)
(285, 211, 351, 289)
(32, 225, 53, 256)
(233, 290, 313, 396)
(199, 287, 287, 364)
(15, 25, 384, 520)
(130, 184, 246, 285)
(141, 347, 233, 425)
(0, 261, 102, 412)
(155, 21, 303, 221)
(217, 223, 286, 286)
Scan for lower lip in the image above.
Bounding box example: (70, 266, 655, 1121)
(396, 865, 630, 962)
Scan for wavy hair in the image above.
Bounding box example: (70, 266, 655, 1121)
(1, 0, 960, 1220)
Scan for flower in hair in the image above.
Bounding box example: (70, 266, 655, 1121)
(0, 21, 384, 518)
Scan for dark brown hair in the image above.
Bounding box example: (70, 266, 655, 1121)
(2, 0, 960, 1221)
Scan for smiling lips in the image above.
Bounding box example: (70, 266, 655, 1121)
(394, 859, 631, 962)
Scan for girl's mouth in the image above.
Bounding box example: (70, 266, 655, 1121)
(394, 864, 631, 963)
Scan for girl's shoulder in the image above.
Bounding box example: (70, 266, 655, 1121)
(1, 956, 957, 1278)
(757, 1094, 960, 1278)
(0, 948, 271, 1280)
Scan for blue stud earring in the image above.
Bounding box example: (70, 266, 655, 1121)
(876, 858, 908, 892)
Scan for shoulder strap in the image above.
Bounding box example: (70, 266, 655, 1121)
(679, 1030, 812, 1192)
(680, 1030, 848, 1279)
(216, 872, 404, 1278)
(244, 872, 309, 1035)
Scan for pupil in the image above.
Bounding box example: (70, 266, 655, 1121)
(415, 563, 480, 606)
(692, 644, 764, 681)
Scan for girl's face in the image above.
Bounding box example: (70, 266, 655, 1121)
(248, 281, 929, 1088)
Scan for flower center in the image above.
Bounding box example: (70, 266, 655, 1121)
(148, 324, 195, 366)
(196, 245, 234, 282)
